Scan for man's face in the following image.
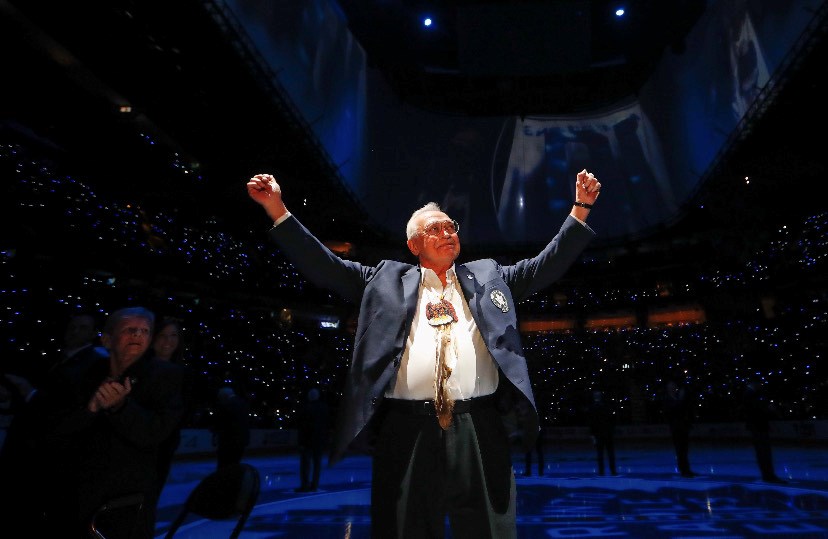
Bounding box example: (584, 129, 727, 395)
(102, 316, 152, 364)
(64, 315, 96, 349)
(407, 210, 461, 271)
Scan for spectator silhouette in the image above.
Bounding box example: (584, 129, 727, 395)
(740, 379, 785, 483)
(296, 387, 330, 492)
(0, 312, 108, 532)
(587, 389, 617, 476)
(524, 425, 545, 476)
(213, 386, 251, 470)
(663, 379, 697, 477)
(151, 317, 196, 502)
(515, 396, 545, 476)
(2, 313, 104, 406)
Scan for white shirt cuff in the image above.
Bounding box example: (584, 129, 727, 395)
(571, 214, 587, 227)
(272, 211, 292, 227)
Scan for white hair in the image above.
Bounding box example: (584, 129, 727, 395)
(406, 202, 442, 240)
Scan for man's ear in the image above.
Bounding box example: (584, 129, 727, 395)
(100, 333, 112, 350)
(407, 237, 420, 257)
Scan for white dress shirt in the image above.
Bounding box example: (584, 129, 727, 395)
(386, 265, 499, 400)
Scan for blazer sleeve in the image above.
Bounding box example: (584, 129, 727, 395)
(502, 215, 595, 302)
(267, 215, 374, 305)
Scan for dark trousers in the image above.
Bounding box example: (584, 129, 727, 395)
(524, 434, 544, 476)
(670, 426, 692, 475)
(751, 430, 777, 480)
(216, 441, 246, 470)
(594, 434, 616, 475)
(371, 400, 516, 539)
(299, 444, 323, 489)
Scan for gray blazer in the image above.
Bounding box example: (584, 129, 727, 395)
(269, 214, 594, 463)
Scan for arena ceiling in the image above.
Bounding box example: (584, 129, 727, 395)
(2, 0, 826, 271)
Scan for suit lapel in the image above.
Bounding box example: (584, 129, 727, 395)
(402, 267, 421, 326)
(456, 263, 478, 310)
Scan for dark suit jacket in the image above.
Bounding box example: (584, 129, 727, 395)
(0, 344, 110, 529)
(43, 354, 188, 536)
(269, 214, 594, 463)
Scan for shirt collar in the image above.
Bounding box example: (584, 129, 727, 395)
(420, 264, 456, 288)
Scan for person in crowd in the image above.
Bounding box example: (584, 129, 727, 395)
(587, 389, 617, 476)
(151, 317, 196, 502)
(524, 424, 546, 477)
(740, 378, 786, 483)
(511, 395, 544, 477)
(2, 312, 103, 405)
(296, 387, 330, 492)
(212, 385, 251, 470)
(246, 168, 601, 538)
(39, 306, 188, 538)
(0, 312, 109, 530)
(663, 378, 697, 477)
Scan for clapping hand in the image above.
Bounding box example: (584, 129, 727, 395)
(88, 377, 132, 413)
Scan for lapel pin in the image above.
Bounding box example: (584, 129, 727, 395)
(490, 289, 509, 313)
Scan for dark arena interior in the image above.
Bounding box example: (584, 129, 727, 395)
(1, 0, 827, 537)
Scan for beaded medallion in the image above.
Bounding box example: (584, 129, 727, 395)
(426, 298, 458, 326)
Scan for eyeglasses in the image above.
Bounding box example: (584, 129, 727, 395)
(419, 219, 460, 237)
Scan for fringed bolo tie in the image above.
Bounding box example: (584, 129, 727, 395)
(425, 284, 459, 429)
